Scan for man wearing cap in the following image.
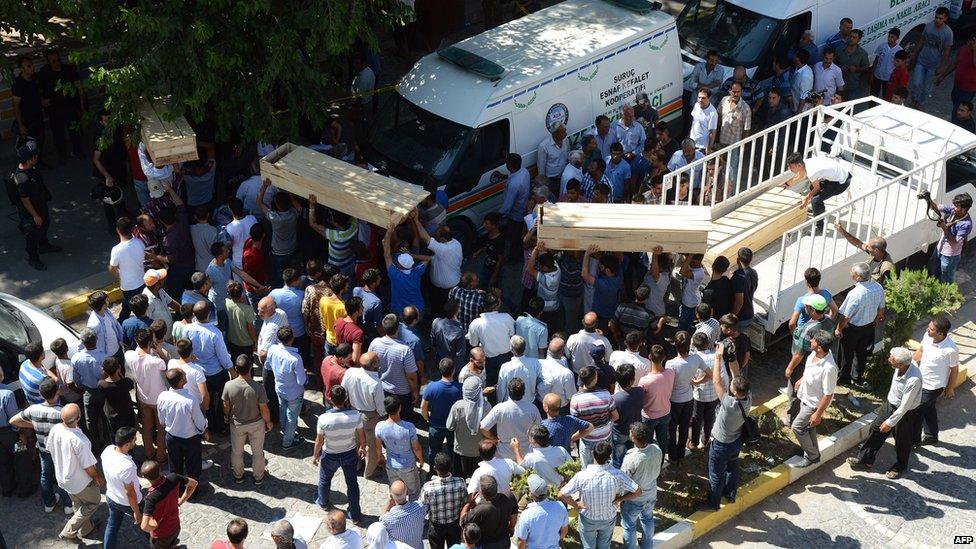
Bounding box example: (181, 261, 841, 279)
(12, 139, 60, 270)
(514, 474, 569, 549)
(143, 269, 179, 336)
(382, 223, 430, 317)
(789, 329, 838, 468)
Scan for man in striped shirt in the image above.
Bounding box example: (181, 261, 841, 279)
(19, 341, 57, 406)
(571, 366, 619, 466)
(11, 378, 72, 512)
(308, 194, 359, 276)
(313, 385, 366, 522)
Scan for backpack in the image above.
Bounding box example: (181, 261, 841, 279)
(737, 400, 761, 446)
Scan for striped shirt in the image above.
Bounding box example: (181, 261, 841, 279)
(19, 361, 49, 406)
(19, 402, 63, 451)
(838, 280, 886, 327)
(570, 390, 616, 442)
(324, 218, 359, 271)
(367, 336, 417, 396)
(316, 408, 363, 454)
(381, 501, 425, 549)
(559, 464, 639, 521)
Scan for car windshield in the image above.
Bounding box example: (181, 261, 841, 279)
(366, 93, 472, 185)
(0, 302, 29, 349)
(678, 0, 782, 68)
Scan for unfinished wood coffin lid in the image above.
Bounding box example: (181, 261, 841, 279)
(260, 143, 430, 228)
(138, 99, 198, 166)
(537, 202, 712, 253)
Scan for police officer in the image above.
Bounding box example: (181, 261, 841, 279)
(11, 139, 61, 270)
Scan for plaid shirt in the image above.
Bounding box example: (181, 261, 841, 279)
(579, 172, 613, 201)
(419, 475, 467, 525)
(448, 286, 485, 331)
(717, 95, 752, 145)
(559, 464, 638, 521)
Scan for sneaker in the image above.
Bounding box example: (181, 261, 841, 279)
(27, 257, 47, 271)
(234, 476, 244, 484)
(202, 459, 214, 471)
(792, 457, 820, 468)
(44, 492, 61, 513)
(254, 474, 265, 485)
(63, 505, 73, 515)
(846, 457, 872, 470)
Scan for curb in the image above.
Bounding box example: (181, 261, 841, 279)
(51, 282, 121, 321)
(652, 364, 972, 547)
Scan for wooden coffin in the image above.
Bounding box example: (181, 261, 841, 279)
(260, 143, 429, 227)
(704, 185, 807, 266)
(537, 202, 712, 253)
(138, 99, 198, 165)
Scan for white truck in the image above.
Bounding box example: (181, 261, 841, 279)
(662, 97, 976, 350)
(676, 0, 949, 85)
(363, 0, 684, 248)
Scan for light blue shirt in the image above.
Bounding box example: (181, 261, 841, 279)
(0, 384, 17, 428)
(536, 357, 577, 408)
(368, 336, 418, 396)
(587, 128, 619, 158)
(515, 316, 549, 359)
(497, 356, 541, 403)
(375, 419, 418, 470)
(265, 344, 307, 401)
(156, 388, 208, 438)
(613, 119, 646, 156)
(838, 280, 886, 327)
(603, 156, 631, 202)
(182, 322, 232, 376)
(514, 500, 569, 549)
(500, 167, 531, 221)
(269, 286, 306, 337)
(86, 310, 123, 357)
(205, 260, 233, 312)
(70, 349, 106, 390)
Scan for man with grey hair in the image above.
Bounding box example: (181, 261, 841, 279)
(666, 138, 705, 191)
(257, 295, 287, 423)
(497, 335, 541, 403)
(270, 519, 308, 549)
(560, 149, 585, 196)
(537, 123, 569, 195)
(381, 479, 425, 548)
(320, 509, 360, 549)
(789, 329, 838, 467)
(834, 223, 896, 284)
(835, 262, 886, 388)
(614, 105, 647, 162)
(537, 338, 576, 410)
(848, 347, 922, 478)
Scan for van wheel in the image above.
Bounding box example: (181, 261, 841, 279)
(900, 25, 925, 56)
(447, 218, 476, 257)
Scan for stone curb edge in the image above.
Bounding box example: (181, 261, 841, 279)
(651, 365, 973, 548)
(49, 282, 122, 321)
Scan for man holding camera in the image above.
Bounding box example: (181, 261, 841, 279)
(921, 192, 972, 283)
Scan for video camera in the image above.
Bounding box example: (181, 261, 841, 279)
(917, 190, 931, 201)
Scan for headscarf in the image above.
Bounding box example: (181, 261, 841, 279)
(366, 522, 392, 549)
(462, 375, 488, 436)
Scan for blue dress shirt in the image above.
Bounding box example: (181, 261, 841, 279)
(183, 322, 233, 376)
(265, 344, 307, 400)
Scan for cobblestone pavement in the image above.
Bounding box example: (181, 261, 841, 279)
(692, 379, 976, 549)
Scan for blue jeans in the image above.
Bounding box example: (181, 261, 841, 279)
(621, 498, 656, 549)
(428, 425, 453, 464)
(707, 437, 742, 509)
(579, 437, 604, 467)
(279, 396, 303, 447)
(612, 430, 631, 469)
(104, 498, 137, 549)
(934, 249, 961, 284)
(677, 303, 696, 333)
(579, 514, 615, 549)
(39, 450, 69, 510)
(316, 449, 362, 521)
(911, 64, 938, 105)
(642, 414, 670, 463)
(133, 179, 150, 206)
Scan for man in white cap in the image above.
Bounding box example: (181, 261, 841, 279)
(143, 268, 179, 336)
(382, 223, 431, 317)
(514, 473, 569, 549)
(848, 347, 922, 479)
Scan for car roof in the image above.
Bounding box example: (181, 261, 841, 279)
(843, 102, 976, 162)
(398, 0, 674, 126)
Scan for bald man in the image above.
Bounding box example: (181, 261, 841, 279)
(322, 509, 360, 548)
(541, 393, 593, 453)
(834, 223, 896, 284)
(381, 479, 425, 549)
(566, 312, 613, 374)
(458, 347, 493, 396)
(47, 403, 105, 540)
(257, 296, 288, 422)
(341, 351, 385, 477)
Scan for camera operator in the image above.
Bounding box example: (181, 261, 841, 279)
(921, 191, 973, 283)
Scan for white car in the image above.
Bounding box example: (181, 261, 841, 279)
(0, 292, 80, 396)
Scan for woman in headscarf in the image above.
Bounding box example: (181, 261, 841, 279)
(445, 376, 491, 478)
(365, 522, 412, 549)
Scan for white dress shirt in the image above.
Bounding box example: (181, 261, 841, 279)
(157, 387, 208, 438)
(537, 136, 569, 178)
(609, 350, 650, 383)
(798, 351, 839, 408)
(536, 357, 577, 407)
(917, 334, 959, 390)
(497, 356, 541, 403)
(885, 363, 923, 427)
(688, 102, 718, 150)
(565, 330, 612, 374)
(101, 446, 143, 506)
(320, 529, 362, 549)
(47, 423, 97, 495)
(466, 312, 515, 358)
(341, 366, 385, 413)
(560, 163, 584, 196)
(813, 62, 844, 105)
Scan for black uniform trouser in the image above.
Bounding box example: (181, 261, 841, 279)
(47, 107, 83, 158)
(22, 203, 51, 260)
(839, 323, 875, 383)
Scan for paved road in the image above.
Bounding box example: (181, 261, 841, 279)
(691, 378, 976, 549)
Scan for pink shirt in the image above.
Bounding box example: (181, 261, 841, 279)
(638, 369, 676, 420)
(125, 350, 168, 406)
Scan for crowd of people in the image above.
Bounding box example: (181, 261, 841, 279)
(0, 7, 971, 549)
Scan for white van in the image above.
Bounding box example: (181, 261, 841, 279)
(676, 0, 949, 85)
(363, 0, 684, 247)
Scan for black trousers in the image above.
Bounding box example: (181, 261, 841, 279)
(913, 387, 943, 442)
(691, 399, 719, 446)
(205, 370, 231, 435)
(118, 285, 146, 323)
(811, 177, 850, 230)
(428, 521, 462, 549)
(857, 400, 918, 472)
(668, 400, 694, 460)
(840, 323, 875, 383)
(454, 454, 480, 479)
(47, 107, 83, 159)
(166, 433, 202, 480)
(0, 428, 17, 496)
(263, 368, 280, 424)
(23, 203, 51, 260)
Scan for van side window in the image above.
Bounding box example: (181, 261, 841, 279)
(759, 12, 811, 81)
(946, 147, 976, 192)
(446, 119, 510, 197)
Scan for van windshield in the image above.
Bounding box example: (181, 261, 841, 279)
(365, 92, 472, 185)
(677, 0, 782, 68)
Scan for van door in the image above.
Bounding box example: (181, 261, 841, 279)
(759, 11, 813, 80)
(444, 118, 511, 243)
